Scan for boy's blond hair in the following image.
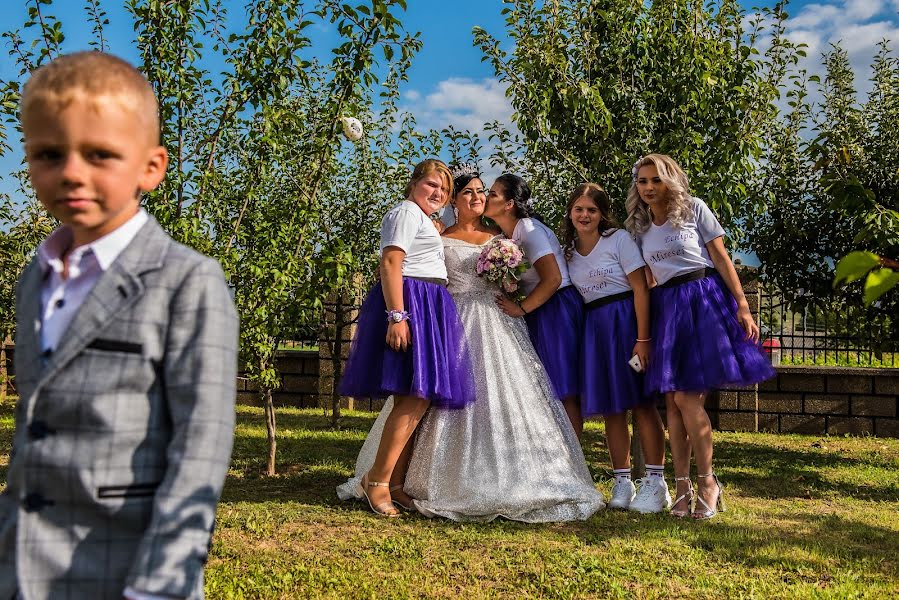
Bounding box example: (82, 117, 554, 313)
(21, 51, 161, 145)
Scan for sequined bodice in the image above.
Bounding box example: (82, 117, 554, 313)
(442, 236, 500, 297)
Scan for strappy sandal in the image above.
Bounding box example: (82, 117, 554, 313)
(390, 484, 417, 512)
(358, 475, 400, 517)
(670, 475, 694, 518)
(692, 473, 726, 520)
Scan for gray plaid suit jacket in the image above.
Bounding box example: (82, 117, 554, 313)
(0, 217, 238, 599)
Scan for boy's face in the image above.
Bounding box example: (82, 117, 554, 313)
(23, 93, 168, 246)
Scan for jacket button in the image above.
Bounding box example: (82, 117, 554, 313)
(23, 492, 54, 512)
(28, 420, 55, 440)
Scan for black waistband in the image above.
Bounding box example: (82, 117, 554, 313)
(407, 276, 448, 287)
(585, 289, 634, 310)
(660, 267, 716, 288)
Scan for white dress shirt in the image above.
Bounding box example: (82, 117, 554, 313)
(37, 210, 149, 352)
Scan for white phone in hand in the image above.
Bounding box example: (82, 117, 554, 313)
(628, 354, 643, 373)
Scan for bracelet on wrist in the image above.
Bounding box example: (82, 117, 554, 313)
(636, 337, 651, 342)
(386, 309, 411, 324)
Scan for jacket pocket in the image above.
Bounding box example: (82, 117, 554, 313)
(97, 481, 161, 499)
(86, 339, 144, 354)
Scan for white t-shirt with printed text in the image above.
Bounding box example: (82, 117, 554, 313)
(568, 229, 646, 303)
(512, 217, 572, 295)
(379, 200, 447, 281)
(636, 197, 725, 285)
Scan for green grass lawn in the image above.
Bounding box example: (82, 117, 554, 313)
(2, 402, 898, 598)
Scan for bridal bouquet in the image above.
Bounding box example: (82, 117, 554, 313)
(476, 238, 530, 300)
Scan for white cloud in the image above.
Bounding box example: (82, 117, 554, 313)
(399, 78, 518, 185)
(776, 0, 899, 98)
(411, 77, 514, 134)
(835, 21, 899, 54)
(845, 0, 884, 20)
(788, 4, 842, 29)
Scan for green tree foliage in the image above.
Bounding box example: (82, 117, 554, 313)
(750, 41, 899, 324)
(473, 0, 801, 233)
(0, 0, 420, 474)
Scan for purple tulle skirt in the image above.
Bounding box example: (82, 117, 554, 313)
(524, 285, 583, 400)
(646, 273, 776, 394)
(581, 296, 652, 417)
(338, 278, 476, 408)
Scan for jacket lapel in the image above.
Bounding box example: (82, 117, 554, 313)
(37, 217, 170, 387)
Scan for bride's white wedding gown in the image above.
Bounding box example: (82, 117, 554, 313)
(337, 236, 604, 522)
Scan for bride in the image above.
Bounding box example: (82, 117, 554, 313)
(338, 165, 604, 522)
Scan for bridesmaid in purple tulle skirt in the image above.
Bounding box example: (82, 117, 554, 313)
(625, 153, 775, 521)
(563, 183, 668, 514)
(339, 159, 476, 517)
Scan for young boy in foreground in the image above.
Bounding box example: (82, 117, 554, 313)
(0, 51, 238, 600)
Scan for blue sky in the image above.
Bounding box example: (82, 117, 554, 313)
(2, 0, 898, 193)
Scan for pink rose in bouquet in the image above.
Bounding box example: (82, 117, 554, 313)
(476, 238, 530, 300)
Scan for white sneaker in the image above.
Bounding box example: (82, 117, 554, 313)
(608, 479, 636, 510)
(628, 477, 672, 514)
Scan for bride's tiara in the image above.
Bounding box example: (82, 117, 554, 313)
(450, 162, 479, 180)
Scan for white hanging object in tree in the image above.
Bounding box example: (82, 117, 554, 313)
(340, 116, 364, 141)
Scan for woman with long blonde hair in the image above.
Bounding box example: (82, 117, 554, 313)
(626, 154, 774, 520)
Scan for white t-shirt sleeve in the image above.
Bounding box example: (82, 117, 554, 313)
(379, 206, 420, 254)
(617, 231, 646, 275)
(518, 218, 554, 263)
(692, 198, 725, 244)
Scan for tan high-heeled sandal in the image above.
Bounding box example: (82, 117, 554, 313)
(358, 475, 400, 517)
(390, 484, 417, 512)
(692, 473, 725, 520)
(670, 475, 694, 518)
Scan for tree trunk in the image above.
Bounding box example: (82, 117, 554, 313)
(0, 337, 7, 403)
(263, 385, 277, 476)
(330, 295, 346, 428)
(630, 411, 645, 478)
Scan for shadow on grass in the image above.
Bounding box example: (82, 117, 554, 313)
(714, 438, 899, 502)
(568, 509, 899, 581)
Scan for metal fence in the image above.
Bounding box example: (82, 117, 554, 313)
(280, 299, 362, 350)
(282, 292, 899, 369)
(758, 292, 898, 368)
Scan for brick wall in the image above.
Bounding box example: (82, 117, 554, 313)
(709, 366, 899, 437)
(6, 344, 898, 437)
(236, 350, 321, 408)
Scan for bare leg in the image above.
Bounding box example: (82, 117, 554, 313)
(604, 412, 631, 470)
(365, 395, 430, 511)
(562, 395, 583, 439)
(670, 391, 719, 514)
(633, 404, 665, 466)
(389, 422, 420, 507)
(666, 393, 692, 514)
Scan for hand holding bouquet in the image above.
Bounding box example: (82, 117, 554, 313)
(476, 238, 530, 301)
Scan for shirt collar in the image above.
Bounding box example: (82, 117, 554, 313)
(37, 209, 149, 273)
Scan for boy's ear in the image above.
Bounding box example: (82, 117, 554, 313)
(139, 145, 169, 193)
